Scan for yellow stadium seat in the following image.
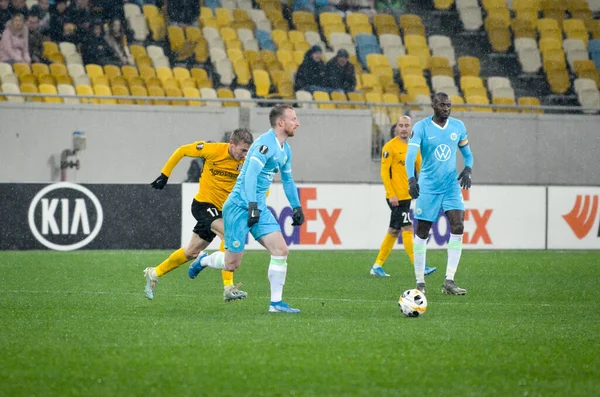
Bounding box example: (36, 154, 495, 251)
(85, 64, 104, 79)
(110, 76, 128, 88)
(294, 41, 310, 52)
(148, 85, 169, 105)
(313, 91, 335, 109)
(511, 18, 537, 39)
(92, 75, 110, 87)
(129, 44, 147, 59)
(518, 96, 543, 113)
(186, 26, 203, 43)
(272, 29, 289, 46)
(233, 60, 251, 85)
(360, 73, 383, 93)
(288, 30, 305, 44)
(48, 53, 65, 64)
(56, 75, 73, 86)
(173, 67, 191, 81)
(447, 94, 465, 111)
(399, 14, 422, 29)
(225, 39, 243, 51)
(319, 12, 343, 26)
(216, 8, 233, 28)
(349, 24, 373, 37)
(329, 91, 349, 109)
(93, 84, 116, 104)
(103, 64, 122, 78)
(144, 76, 162, 88)
(49, 63, 68, 78)
(13, 63, 31, 77)
(404, 34, 428, 50)
(546, 69, 571, 94)
(574, 60, 600, 87)
(563, 19, 589, 43)
(434, 0, 454, 10)
(38, 83, 61, 103)
(463, 87, 488, 98)
(493, 97, 518, 112)
(178, 78, 197, 90)
(31, 63, 50, 77)
(537, 18, 562, 40)
(430, 57, 454, 77)
(217, 87, 238, 107)
(366, 54, 390, 71)
(460, 75, 485, 90)
(148, 16, 167, 41)
(38, 74, 55, 86)
(112, 85, 134, 105)
(43, 41, 60, 59)
(165, 86, 184, 106)
(127, 76, 145, 88)
(346, 91, 366, 108)
(252, 69, 271, 97)
(19, 74, 36, 86)
(466, 95, 492, 112)
(76, 84, 96, 104)
(195, 41, 209, 63)
(485, 18, 512, 52)
(191, 67, 211, 87)
(122, 65, 139, 77)
(168, 25, 187, 54)
(130, 85, 150, 105)
(143, 4, 159, 18)
(161, 77, 179, 89)
(156, 67, 174, 82)
(458, 56, 481, 76)
(182, 86, 202, 106)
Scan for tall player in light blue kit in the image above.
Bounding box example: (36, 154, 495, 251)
(188, 105, 305, 313)
(405, 92, 474, 296)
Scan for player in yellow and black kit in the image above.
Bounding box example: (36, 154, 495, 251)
(369, 116, 436, 277)
(144, 128, 254, 301)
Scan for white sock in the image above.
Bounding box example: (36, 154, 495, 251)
(413, 235, 427, 283)
(446, 233, 463, 281)
(201, 251, 225, 270)
(268, 256, 287, 302)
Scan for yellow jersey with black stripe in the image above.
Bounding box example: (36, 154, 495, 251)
(161, 141, 243, 209)
(381, 138, 422, 200)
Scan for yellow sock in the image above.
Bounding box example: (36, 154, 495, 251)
(155, 248, 188, 277)
(375, 233, 397, 266)
(402, 231, 415, 264)
(219, 240, 234, 287)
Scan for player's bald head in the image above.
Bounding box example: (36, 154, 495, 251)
(433, 92, 449, 105)
(399, 115, 412, 124)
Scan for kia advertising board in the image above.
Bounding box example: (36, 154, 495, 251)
(548, 187, 600, 249)
(0, 183, 181, 250)
(181, 184, 546, 250)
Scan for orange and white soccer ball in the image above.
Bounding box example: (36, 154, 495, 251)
(398, 289, 428, 317)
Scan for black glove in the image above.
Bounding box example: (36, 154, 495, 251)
(408, 177, 420, 199)
(248, 202, 260, 227)
(291, 207, 305, 226)
(458, 166, 472, 190)
(151, 173, 169, 189)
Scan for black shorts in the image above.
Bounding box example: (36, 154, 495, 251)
(387, 199, 412, 229)
(191, 200, 222, 242)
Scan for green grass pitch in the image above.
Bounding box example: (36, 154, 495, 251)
(1, 250, 599, 397)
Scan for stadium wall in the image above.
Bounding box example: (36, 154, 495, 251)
(2, 182, 598, 251)
(1, 104, 599, 185)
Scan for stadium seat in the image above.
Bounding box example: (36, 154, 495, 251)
(112, 85, 134, 105)
(57, 83, 79, 104)
(76, 84, 96, 104)
(252, 69, 271, 97)
(493, 96, 518, 112)
(458, 56, 481, 76)
(466, 95, 492, 112)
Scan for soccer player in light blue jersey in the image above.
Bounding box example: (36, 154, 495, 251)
(188, 105, 305, 313)
(405, 92, 474, 296)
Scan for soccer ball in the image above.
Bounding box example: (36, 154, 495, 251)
(398, 289, 428, 317)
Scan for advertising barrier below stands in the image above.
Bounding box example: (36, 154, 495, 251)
(548, 186, 600, 249)
(181, 183, 547, 250)
(0, 183, 181, 250)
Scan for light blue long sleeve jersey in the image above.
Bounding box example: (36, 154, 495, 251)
(229, 129, 301, 209)
(405, 116, 474, 194)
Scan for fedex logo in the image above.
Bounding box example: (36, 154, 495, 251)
(399, 189, 492, 245)
(563, 194, 599, 239)
(268, 187, 342, 246)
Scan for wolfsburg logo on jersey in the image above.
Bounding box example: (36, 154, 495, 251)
(208, 168, 238, 179)
(28, 182, 103, 251)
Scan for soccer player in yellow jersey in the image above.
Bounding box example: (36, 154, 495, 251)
(370, 116, 437, 277)
(143, 128, 253, 301)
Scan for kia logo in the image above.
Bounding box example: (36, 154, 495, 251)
(28, 182, 103, 251)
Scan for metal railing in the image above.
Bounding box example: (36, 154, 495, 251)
(2, 91, 598, 158)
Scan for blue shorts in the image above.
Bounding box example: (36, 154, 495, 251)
(222, 197, 281, 253)
(414, 184, 465, 222)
